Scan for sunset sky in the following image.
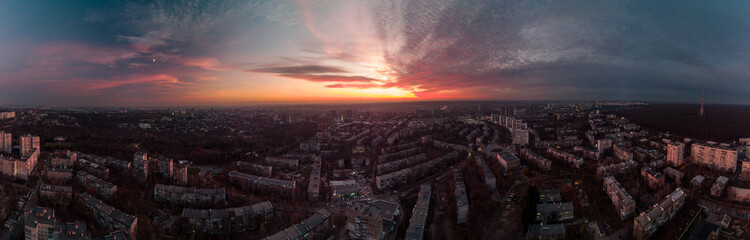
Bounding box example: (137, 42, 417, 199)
(1, 0, 750, 106)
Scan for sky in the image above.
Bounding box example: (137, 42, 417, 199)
(1, 0, 749, 106)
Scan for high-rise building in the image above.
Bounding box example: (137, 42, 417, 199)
(691, 143, 738, 173)
(741, 159, 750, 181)
(405, 184, 431, 240)
(133, 152, 149, 182)
(0, 131, 10, 153)
(20, 134, 32, 156)
(666, 142, 685, 167)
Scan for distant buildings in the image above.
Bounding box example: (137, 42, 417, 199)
(633, 188, 686, 240)
(153, 184, 226, 205)
(375, 152, 459, 190)
(454, 169, 469, 224)
(666, 142, 685, 167)
(405, 184, 431, 240)
(263, 208, 332, 240)
(0, 111, 15, 120)
(182, 201, 273, 234)
(346, 200, 400, 240)
(603, 176, 635, 219)
(691, 142, 738, 173)
(79, 193, 137, 238)
(236, 161, 272, 177)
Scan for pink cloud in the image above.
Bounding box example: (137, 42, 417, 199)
(33, 42, 138, 66)
(84, 74, 188, 90)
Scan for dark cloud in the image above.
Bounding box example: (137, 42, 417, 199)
(279, 74, 378, 83)
(252, 65, 348, 74)
(370, 0, 750, 103)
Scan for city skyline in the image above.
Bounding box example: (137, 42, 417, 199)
(2, 1, 750, 106)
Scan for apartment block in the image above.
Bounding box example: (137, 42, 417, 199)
(520, 148, 552, 172)
(475, 156, 497, 191)
(454, 169, 469, 224)
(133, 152, 149, 182)
(77, 171, 118, 200)
(50, 150, 77, 168)
(711, 176, 729, 197)
(496, 151, 521, 174)
(229, 170, 296, 198)
(640, 166, 665, 190)
(79, 193, 137, 238)
(666, 142, 685, 167)
(307, 157, 321, 202)
(633, 188, 686, 240)
(153, 184, 226, 205)
(265, 157, 299, 169)
(346, 200, 400, 240)
(603, 176, 636, 219)
(24, 207, 56, 240)
(263, 208, 332, 240)
(405, 184, 431, 240)
(39, 184, 73, 205)
(546, 147, 583, 168)
(236, 161, 273, 177)
(691, 142, 738, 173)
(182, 201, 273, 235)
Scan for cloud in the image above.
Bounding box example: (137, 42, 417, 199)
(280, 74, 378, 83)
(325, 83, 380, 89)
(32, 42, 138, 66)
(252, 65, 348, 74)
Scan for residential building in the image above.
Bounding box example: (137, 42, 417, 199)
(39, 184, 73, 205)
(711, 176, 729, 197)
(663, 167, 685, 185)
(236, 161, 272, 177)
(740, 159, 750, 181)
(0, 147, 39, 181)
(454, 169, 469, 224)
(45, 167, 73, 183)
(228, 171, 296, 198)
(546, 147, 583, 168)
(133, 152, 149, 182)
(346, 200, 400, 240)
(666, 142, 685, 167)
(156, 156, 174, 179)
(641, 166, 665, 190)
(597, 138, 612, 154)
(527, 224, 565, 240)
(24, 207, 56, 240)
(691, 142, 738, 173)
(308, 157, 321, 202)
(330, 180, 360, 199)
(614, 143, 633, 162)
(77, 171, 118, 200)
(153, 184, 226, 205)
(50, 150, 77, 168)
(520, 148, 551, 172)
(0, 131, 11, 153)
(405, 184, 431, 240)
(263, 208, 332, 240)
(77, 159, 110, 179)
(633, 188, 686, 240)
(79, 193, 137, 238)
(603, 176, 635, 219)
(182, 201, 273, 234)
(475, 156, 497, 191)
(53, 222, 90, 240)
(496, 151, 521, 174)
(265, 157, 299, 169)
